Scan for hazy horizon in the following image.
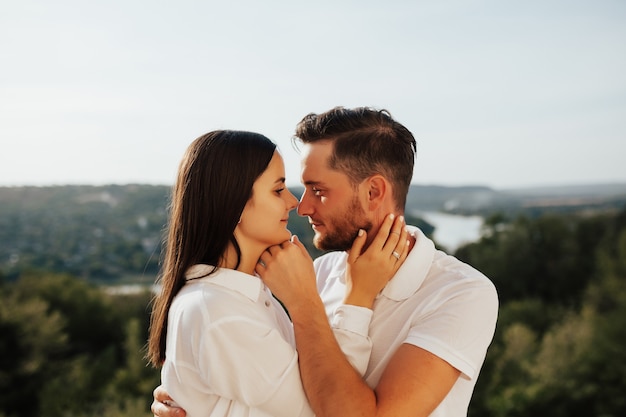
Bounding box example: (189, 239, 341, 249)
(2, 179, 626, 193)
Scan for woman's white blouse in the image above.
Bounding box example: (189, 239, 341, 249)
(161, 265, 373, 417)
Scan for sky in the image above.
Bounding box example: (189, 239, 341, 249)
(1, 0, 625, 190)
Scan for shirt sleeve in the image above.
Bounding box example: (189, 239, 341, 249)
(404, 280, 498, 380)
(330, 304, 374, 376)
(197, 316, 315, 417)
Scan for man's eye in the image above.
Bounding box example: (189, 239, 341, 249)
(312, 188, 322, 196)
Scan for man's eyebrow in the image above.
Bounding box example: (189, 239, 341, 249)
(303, 180, 322, 187)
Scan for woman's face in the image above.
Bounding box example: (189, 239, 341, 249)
(236, 151, 298, 250)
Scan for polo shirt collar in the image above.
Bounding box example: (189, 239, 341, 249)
(185, 264, 262, 302)
(381, 226, 435, 301)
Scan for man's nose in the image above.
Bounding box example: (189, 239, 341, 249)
(297, 191, 312, 217)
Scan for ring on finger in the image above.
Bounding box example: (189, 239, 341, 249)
(392, 251, 400, 259)
(390, 231, 401, 236)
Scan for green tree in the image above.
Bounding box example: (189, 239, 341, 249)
(456, 213, 604, 306)
(14, 273, 125, 356)
(0, 272, 139, 417)
(0, 291, 66, 417)
(106, 318, 160, 403)
(477, 224, 626, 416)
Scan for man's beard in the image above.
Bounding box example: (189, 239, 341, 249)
(314, 196, 372, 252)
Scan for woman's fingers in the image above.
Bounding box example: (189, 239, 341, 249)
(370, 214, 397, 251)
(390, 220, 409, 261)
(383, 215, 406, 255)
(348, 229, 367, 264)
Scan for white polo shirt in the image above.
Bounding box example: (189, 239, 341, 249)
(161, 264, 374, 417)
(315, 226, 499, 417)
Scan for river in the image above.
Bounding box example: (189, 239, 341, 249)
(413, 211, 484, 253)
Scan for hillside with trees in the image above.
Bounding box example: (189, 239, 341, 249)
(0, 184, 439, 280)
(456, 209, 626, 416)
(2, 183, 624, 281)
(1, 184, 625, 416)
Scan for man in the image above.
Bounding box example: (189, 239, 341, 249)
(153, 106, 498, 416)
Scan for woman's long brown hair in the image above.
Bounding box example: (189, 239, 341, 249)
(147, 130, 276, 366)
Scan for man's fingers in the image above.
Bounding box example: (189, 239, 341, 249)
(152, 385, 184, 417)
(151, 400, 164, 417)
(151, 401, 184, 417)
(153, 385, 171, 402)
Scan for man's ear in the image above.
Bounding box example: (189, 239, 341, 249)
(364, 174, 389, 211)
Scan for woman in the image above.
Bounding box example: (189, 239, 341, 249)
(148, 130, 407, 417)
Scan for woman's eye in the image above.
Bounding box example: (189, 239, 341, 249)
(275, 188, 285, 194)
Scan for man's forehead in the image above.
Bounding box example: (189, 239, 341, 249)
(300, 143, 352, 188)
(300, 142, 331, 176)
(300, 141, 333, 161)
